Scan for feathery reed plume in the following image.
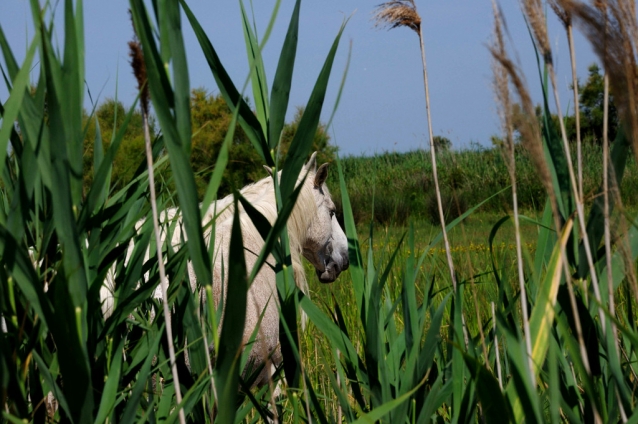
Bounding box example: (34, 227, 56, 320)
(522, 0, 551, 61)
(550, 0, 571, 26)
(128, 40, 149, 116)
(550, 0, 585, 199)
(563, 0, 638, 163)
(597, 0, 620, 377)
(489, 51, 556, 213)
(490, 7, 596, 390)
(566, 0, 638, 301)
(491, 1, 535, 388)
(128, 34, 186, 424)
(373, 0, 468, 347)
(565, 1, 636, 395)
(522, 0, 606, 344)
(372, 0, 421, 33)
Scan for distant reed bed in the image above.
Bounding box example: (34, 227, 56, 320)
(332, 142, 638, 225)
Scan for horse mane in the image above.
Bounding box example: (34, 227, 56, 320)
(202, 169, 318, 295)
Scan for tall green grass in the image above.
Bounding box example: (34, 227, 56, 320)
(0, 0, 346, 422)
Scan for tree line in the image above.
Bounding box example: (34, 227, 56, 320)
(82, 88, 336, 199)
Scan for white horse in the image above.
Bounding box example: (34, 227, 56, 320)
(101, 152, 349, 386)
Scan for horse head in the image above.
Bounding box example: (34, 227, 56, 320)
(301, 153, 349, 283)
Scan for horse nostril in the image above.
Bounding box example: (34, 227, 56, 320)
(342, 257, 350, 271)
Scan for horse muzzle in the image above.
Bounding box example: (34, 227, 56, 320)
(316, 255, 349, 284)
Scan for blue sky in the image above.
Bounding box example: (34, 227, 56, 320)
(1, 0, 599, 156)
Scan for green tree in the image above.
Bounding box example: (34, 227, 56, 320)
(278, 106, 337, 165)
(577, 63, 619, 143)
(83, 99, 156, 194)
(432, 135, 452, 152)
(189, 90, 337, 198)
(189, 88, 262, 197)
(83, 91, 337, 200)
(507, 64, 619, 146)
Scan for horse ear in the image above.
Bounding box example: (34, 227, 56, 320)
(263, 165, 274, 177)
(305, 151, 318, 172)
(314, 163, 329, 187)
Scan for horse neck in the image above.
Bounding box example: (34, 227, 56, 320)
(203, 173, 316, 294)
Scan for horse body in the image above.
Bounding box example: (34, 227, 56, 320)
(102, 153, 349, 386)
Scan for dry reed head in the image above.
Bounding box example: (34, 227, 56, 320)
(490, 5, 557, 214)
(372, 0, 421, 34)
(491, 2, 515, 169)
(562, 0, 638, 161)
(128, 40, 149, 116)
(549, 0, 572, 28)
(522, 0, 552, 62)
(128, 11, 149, 116)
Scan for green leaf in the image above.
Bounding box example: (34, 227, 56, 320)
(159, 0, 191, 156)
(350, 379, 425, 424)
(94, 338, 124, 424)
(280, 21, 346, 199)
(179, 0, 272, 165)
(214, 195, 248, 424)
(578, 128, 629, 278)
(200, 101, 240, 214)
(130, 0, 212, 298)
(335, 155, 365, 317)
(120, 326, 163, 424)
(528, 219, 572, 376)
(268, 0, 300, 150)
(240, 0, 269, 137)
(462, 352, 513, 422)
(0, 38, 37, 184)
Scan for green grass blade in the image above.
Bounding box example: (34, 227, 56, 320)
(80, 98, 141, 223)
(94, 338, 124, 424)
(62, 0, 84, 207)
(120, 327, 163, 424)
(528, 219, 572, 374)
(32, 351, 73, 420)
(350, 379, 425, 424)
(578, 127, 629, 278)
(335, 155, 365, 317)
(200, 101, 240, 213)
(268, 0, 300, 150)
(418, 293, 451, 378)
(214, 195, 248, 424)
(298, 292, 360, 368)
(0, 38, 37, 182)
(160, 0, 191, 156)
(462, 352, 513, 422)
(179, 0, 272, 165)
(0, 25, 19, 78)
(503, 324, 542, 424)
(240, 0, 269, 137)
(130, 0, 212, 291)
(279, 22, 345, 199)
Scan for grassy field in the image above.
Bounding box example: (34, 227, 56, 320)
(331, 145, 638, 226)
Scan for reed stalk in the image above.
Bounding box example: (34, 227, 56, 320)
(599, 0, 618, 353)
(569, 25, 584, 200)
(523, 0, 607, 342)
(372, 0, 468, 346)
(491, 302, 503, 390)
(492, 3, 535, 387)
(491, 6, 595, 401)
(550, 1, 584, 199)
(129, 39, 186, 424)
